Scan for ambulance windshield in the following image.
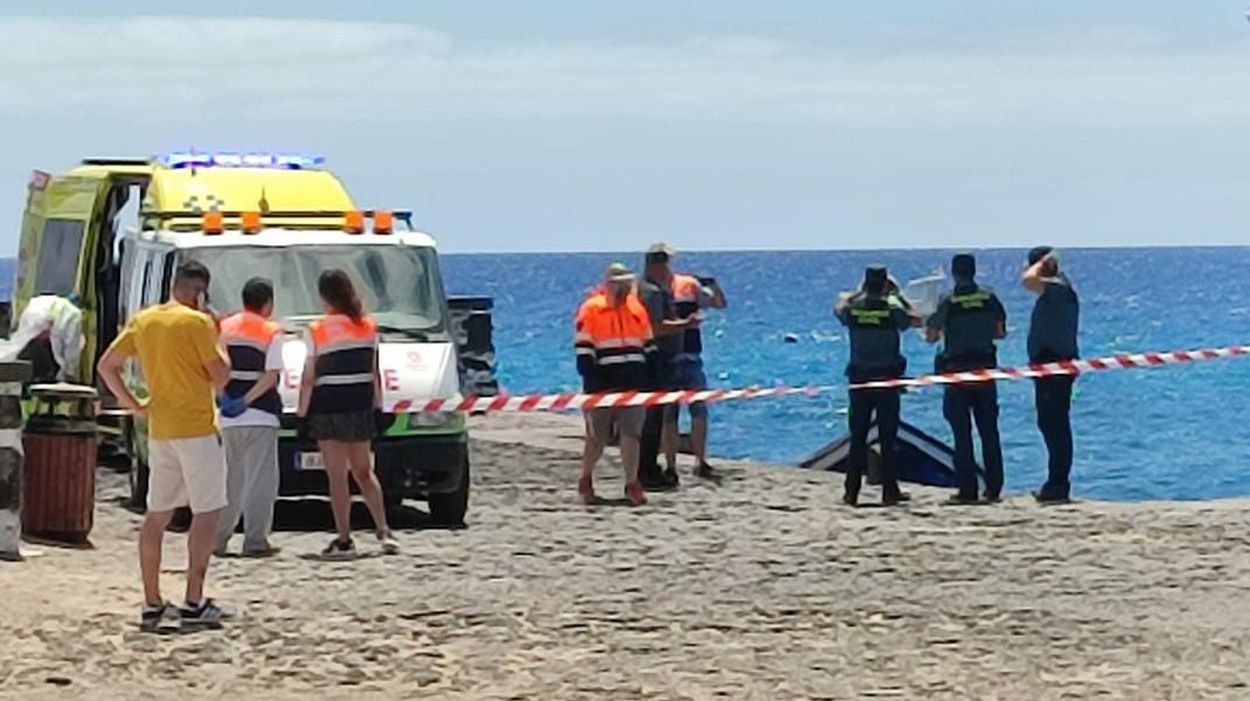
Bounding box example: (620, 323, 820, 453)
(187, 244, 447, 339)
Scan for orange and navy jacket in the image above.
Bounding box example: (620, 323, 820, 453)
(574, 292, 656, 392)
(220, 311, 283, 416)
(307, 314, 378, 415)
(670, 273, 706, 360)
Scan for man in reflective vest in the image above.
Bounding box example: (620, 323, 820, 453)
(925, 253, 1007, 505)
(666, 267, 727, 482)
(575, 262, 657, 507)
(214, 278, 284, 557)
(835, 266, 923, 507)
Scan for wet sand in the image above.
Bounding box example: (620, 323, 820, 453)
(3, 411, 1250, 700)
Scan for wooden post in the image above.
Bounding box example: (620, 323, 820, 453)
(0, 361, 32, 561)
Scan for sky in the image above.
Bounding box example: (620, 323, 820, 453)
(2, 1, 1250, 253)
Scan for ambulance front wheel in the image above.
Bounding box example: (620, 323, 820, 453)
(427, 457, 470, 527)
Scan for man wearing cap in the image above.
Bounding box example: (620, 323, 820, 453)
(662, 248, 727, 482)
(1022, 247, 1080, 504)
(925, 253, 1008, 505)
(637, 243, 701, 489)
(573, 262, 656, 506)
(835, 266, 923, 507)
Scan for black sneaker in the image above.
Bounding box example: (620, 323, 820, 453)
(945, 493, 981, 506)
(178, 599, 230, 628)
(982, 492, 1002, 504)
(842, 491, 859, 508)
(640, 474, 676, 493)
(663, 467, 681, 488)
(321, 537, 357, 560)
(1032, 489, 1071, 505)
(694, 462, 723, 484)
(139, 601, 178, 634)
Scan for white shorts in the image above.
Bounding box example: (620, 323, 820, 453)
(148, 434, 229, 514)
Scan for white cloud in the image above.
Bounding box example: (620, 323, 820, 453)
(0, 15, 1247, 127)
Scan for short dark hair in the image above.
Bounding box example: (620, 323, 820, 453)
(242, 277, 274, 312)
(644, 251, 670, 266)
(952, 253, 976, 281)
(174, 260, 211, 291)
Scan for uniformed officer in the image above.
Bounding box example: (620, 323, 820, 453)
(1022, 246, 1080, 504)
(834, 266, 923, 507)
(925, 253, 1007, 505)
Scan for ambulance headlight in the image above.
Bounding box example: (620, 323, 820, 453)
(407, 411, 456, 429)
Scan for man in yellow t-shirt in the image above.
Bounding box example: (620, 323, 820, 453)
(98, 260, 232, 631)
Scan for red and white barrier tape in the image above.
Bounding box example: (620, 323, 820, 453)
(385, 343, 1250, 414)
(389, 385, 824, 414)
(850, 344, 1250, 390)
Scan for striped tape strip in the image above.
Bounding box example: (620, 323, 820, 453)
(384, 343, 1250, 414)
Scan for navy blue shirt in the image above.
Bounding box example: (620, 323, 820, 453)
(1027, 274, 1080, 363)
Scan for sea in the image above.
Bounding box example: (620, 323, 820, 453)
(442, 247, 1250, 502)
(2, 248, 1246, 502)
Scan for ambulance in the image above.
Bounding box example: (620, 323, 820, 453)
(14, 153, 471, 524)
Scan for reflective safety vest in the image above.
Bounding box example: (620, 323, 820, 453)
(574, 292, 655, 392)
(670, 274, 703, 360)
(307, 314, 378, 415)
(220, 311, 283, 416)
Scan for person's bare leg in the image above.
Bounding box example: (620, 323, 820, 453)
(320, 441, 353, 541)
(184, 508, 221, 604)
(346, 441, 390, 535)
(620, 435, 641, 484)
(661, 411, 679, 471)
(140, 510, 174, 605)
(691, 413, 709, 466)
(582, 436, 604, 479)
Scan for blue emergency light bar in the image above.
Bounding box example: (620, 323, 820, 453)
(156, 151, 326, 170)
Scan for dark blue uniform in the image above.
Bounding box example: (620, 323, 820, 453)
(1028, 274, 1080, 500)
(927, 284, 1007, 500)
(836, 291, 913, 504)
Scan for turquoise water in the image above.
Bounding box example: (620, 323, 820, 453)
(442, 248, 1250, 502)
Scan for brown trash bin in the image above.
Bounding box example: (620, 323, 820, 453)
(22, 383, 98, 543)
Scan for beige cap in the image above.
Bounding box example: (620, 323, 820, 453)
(605, 261, 635, 282)
(646, 242, 675, 257)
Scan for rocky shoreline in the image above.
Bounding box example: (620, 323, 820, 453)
(2, 411, 1250, 699)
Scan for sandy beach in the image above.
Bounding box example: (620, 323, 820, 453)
(3, 411, 1250, 700)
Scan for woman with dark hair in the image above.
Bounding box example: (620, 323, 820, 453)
(298, 269, 399, 557)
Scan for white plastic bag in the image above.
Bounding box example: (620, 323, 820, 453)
(903, 269, 947, 319)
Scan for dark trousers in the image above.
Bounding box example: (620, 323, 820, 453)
(638, 406, 665, 484)
(943, 382, 1003, 499)
(846, 387, 901, 498)
(1034, 376, 1075, 498)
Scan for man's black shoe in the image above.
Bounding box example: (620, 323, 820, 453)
(982, 492, 1002, 504)
(641, 474, 677, 492)
(881, 490, 910, 507)
(663, 467, 681, 488)
(842, 491, 858, 508)
(1032, 489, 1071, 505)
(944, 493, 980, 506)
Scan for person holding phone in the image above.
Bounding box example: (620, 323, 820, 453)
(97, 261, 233, 631)
(665, 264, 727, 482)
(297, 269, 399, 559)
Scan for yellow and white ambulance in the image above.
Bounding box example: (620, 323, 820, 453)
(14, 153, 470, 524)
